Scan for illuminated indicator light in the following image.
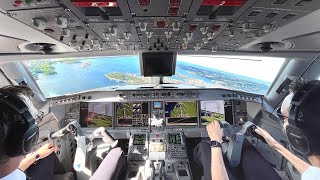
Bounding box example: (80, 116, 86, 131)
(23, 0, 33, 5)
(211, 25, 221, 31)
(13, 0, 22, 6)
(156, 20, 166, 28)
(188, 24, 198, 32)
(169, 0, 181, 6)
(168, 7, 179, 16)
(138, 0, 151, 5)
(71, 0, 118, 7)
(201, 0, 246, 6)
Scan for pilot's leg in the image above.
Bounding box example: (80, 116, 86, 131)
(26, 153, 65, 180)
(193, 141, 237, 180)
(240, 139, 282, 180)
(90, 147, 126, 180)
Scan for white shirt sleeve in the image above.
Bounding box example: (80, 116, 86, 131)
(302, 166, 320, 180)
(0, 169, 26, 180)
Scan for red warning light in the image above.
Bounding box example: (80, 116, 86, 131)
(71, 0, 118, 7)
(168, 7, 179, 16)
(13, 0, 22, 7)
(156, 20, 166, 28)
(202, 0, 245, 6)
(138, 0, 151, 5)
(188, 24, 198, 32)
(169, 0, 181, 6)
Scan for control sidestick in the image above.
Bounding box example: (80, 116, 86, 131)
(92, 127, 118, 148)
(249, 125, 267, 144)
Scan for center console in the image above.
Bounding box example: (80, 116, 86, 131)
(126, 132, 192, 180)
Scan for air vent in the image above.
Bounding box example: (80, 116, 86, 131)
(273, 0, 288, 5)
(265, 12, 278, 18)
(295, 0, 312, 6)
(248, 11, 261, 17)
(282, 14, 296, 19)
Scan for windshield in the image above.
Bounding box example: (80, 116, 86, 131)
(24, 55, 285, 98)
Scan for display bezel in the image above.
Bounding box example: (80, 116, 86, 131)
(115, 101, 150, 128)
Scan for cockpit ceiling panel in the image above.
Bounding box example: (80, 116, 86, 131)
(0, 0, 60, 11)
(9, 7, 99, 50)
(61, 0, 132, 23)
(128, 0, 193, 17)
(89, 22, 140, 42)
(253, 0, 320, 12)
(1, 0, 320, 52)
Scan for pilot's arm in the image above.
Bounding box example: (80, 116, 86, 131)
(206, 121, 229, 180)
(19, 143, 56, 171)
(255, 127, 311, 174)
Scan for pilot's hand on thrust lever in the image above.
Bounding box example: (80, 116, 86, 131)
(36, 143, 56, 159)
(254, 126, 280, 149)
(206, 121, 223, 143)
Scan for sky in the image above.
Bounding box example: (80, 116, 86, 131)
(178, 55, 286, 82)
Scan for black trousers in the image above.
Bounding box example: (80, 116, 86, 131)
(26, 153, 65, 180)
(193, 140, 282, 180)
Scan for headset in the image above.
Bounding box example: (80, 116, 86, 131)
(0, 90, 39, 157)
(286, 80, 320, 156)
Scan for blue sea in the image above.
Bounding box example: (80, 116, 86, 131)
(34, 56, 270, 97)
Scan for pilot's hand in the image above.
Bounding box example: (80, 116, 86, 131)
(254, 127, 280, 149)
(206, 121, 223, 143)
(36, 143, 56, 159)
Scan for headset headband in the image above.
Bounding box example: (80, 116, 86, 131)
(288, 80, 320, 126)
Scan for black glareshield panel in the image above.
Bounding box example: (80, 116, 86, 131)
(79, 102, 113, 128)
(165, 101, 198, 126)
(200, 100, 225, 126)
(140, 52, 177, 77)
(115, 102, 149, 127)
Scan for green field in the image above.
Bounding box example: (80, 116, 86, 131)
(116, 103, 134, 117)
(170, 102, 197, 117)
(201, 113, 224, 125)
(87, 116, 112, 127)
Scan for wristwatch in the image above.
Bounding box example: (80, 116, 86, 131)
(34, 154, 41, 164)
(209, 140, 222, 149)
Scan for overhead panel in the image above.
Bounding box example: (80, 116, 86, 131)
(177, 22, 229, 50)
(128, 0, 192, 17)
(254, 0, 320, 12)
(0, 0, 60, 11)
(187, 0, 257, 22)
(1, 0, 320, 52)
(134, 17, 182, 50)
(89, 22, 140, 51)
(62, 0, 132, 23)
(7, 7, 101, 51)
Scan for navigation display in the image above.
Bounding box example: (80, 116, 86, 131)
(200, 100, 225, 126)
(133, 134, 146, 145)
(165, 101, 198, 126)
(116, 102, 149, 127)
(79, 102, 113, 128)
(168, 133, 182, 144)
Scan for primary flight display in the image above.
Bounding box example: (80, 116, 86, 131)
(79, 102, 113, 128)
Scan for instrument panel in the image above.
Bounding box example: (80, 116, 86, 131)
(66, 99, 250, 130)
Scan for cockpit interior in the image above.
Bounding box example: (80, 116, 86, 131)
(1, 0, 320, 180)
